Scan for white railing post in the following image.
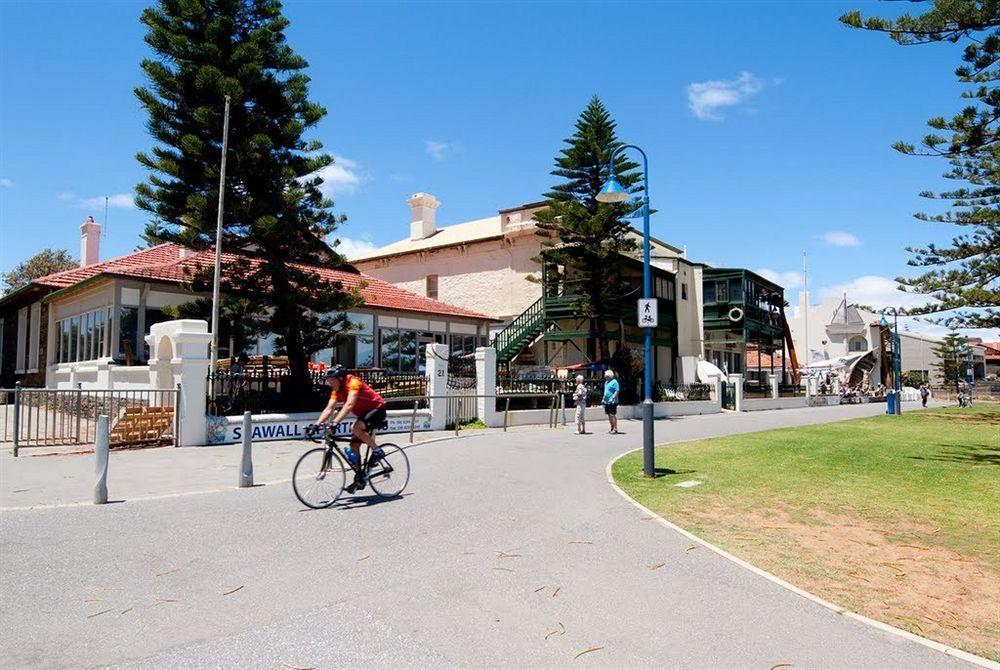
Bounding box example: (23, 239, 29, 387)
(94, 414, 109, 504)
(768, 373, 779, 399)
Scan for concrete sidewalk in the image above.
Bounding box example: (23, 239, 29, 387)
(0, 426, 520, 509)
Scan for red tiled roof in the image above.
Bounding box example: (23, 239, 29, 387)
(981, 342, 1000, 360)
(745, 344, 785, 369)
(33, 243, 494, 321)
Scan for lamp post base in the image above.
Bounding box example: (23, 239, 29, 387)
(642, 398, 655, 477)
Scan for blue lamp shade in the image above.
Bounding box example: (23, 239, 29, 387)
(597, 174, 629, 203)
(879, 315, 889, 327)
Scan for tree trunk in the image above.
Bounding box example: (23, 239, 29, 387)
(589, 257, 611, 362)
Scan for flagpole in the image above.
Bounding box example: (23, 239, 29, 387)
(209, 95, 231, 374)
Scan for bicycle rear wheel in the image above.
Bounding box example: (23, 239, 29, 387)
(367, 443, 410, 498)
(293, 447, 347, 509)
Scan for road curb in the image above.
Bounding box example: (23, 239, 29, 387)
(605, 447, 999, 670)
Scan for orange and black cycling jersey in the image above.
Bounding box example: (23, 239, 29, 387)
(331, 374, 386, 416)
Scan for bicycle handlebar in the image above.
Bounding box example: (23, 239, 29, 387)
(303, 423, 352, 444)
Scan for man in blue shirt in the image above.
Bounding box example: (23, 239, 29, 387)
(602, 369, 620, 434)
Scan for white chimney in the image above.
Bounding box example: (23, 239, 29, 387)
(79, 216, 101, 267)
(408, 192, 440, 241)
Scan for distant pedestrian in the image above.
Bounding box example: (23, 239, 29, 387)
(919, 383, 929, 408)
(574, 375, 588, 434)
(603, 369, 620, 434)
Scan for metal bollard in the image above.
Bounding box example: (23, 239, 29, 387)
(238, 411, 253, 488)
(94, 414, 109, 504)
(12, 382, 21, 457)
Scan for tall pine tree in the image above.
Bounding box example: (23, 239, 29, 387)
(135, 0, 362, 394)
(533, 96, 643, 361)
(841, 1, 999, 329)
(931, 331, 971, 392)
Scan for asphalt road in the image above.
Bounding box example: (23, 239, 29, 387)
(0, 401, 979, 669)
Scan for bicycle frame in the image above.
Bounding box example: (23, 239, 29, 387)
(308, 425, 393, 480)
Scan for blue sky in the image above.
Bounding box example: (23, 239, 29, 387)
(0, 0, 995, 339)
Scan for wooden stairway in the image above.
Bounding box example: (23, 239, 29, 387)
(109, 406, 175, 448)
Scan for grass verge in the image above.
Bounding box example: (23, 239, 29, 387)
(612, 405, 1000, 661)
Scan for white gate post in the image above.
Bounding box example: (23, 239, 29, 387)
(768, 373, 779, 399)
(425, 343, 449, 431)
(475, 347, 500, 428)
(148, 320, 213, 446)
(728, 373, 744, 412)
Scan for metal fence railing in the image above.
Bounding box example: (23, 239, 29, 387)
(207, 367, 428, 417)
(1, 383, 179, 456)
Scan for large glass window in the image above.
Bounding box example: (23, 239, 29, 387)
(399, 330, 417, 372)
(729, 279, 743, 303)
(848, 336, 868, 352)
(704, 282, 716, 304)
(69, 317, 79, 361)
(356, 335, 374, 368)
(119, 307, 138, 359)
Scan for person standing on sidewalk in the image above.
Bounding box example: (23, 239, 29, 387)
(603, 369, 620, 434)
(919, 383, 929, 408)
(574, 375, 588, 434)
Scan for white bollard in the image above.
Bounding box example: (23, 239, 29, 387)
(238, 411, 253, 488)
(94, 414, 109, 504)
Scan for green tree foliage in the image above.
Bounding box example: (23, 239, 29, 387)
(931, 331, 972, 392)
(533, 96, 643, 361)
(841, 1, 999, 329)
(1, 249, 77, 293)
(134, 0, 362, 392)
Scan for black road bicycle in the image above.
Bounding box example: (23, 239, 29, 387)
(293, 424, 411, 509)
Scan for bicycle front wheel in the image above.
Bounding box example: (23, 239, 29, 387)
(293, 447, 347, 509)
(367, 443, 410, 498)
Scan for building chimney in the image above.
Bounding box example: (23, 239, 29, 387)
(79, 216, 101, 267)
(408, 192, 440, 241)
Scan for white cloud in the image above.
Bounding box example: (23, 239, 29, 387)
(0, 178, 12, 188)
(332, 234, 378, 260)
(424, 140, 450, 161)
(78, 193, 136, 210)
(314, 155, 367, 197)
(817, 275, 932, 311)
(820, 230, 861, 247)
(756, 268, 803, 289)
(56, 191, 75, 201)
(687, 71, 771, 120)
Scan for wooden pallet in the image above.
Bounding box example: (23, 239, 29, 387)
(109, 406, 174, 448)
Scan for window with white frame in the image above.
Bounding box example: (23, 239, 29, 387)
(28, 302, 41, 370)
(848, 336, 868, 353)
(55, 307, 112, 364)
(15, 306, 28, 372)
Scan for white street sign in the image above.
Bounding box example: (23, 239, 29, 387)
(638, 298, 658, 328)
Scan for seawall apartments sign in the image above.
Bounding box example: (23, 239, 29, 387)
(206, 412, 432, 445)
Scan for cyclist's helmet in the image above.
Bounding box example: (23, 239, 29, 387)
(324, 364, 348, 380)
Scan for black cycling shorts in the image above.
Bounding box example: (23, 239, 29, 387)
(358, 406, 388, 432)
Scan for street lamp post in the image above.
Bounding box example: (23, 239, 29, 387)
(597, 144, 655, 478)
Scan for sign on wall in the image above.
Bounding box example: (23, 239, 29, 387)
(206, 412, 432, 445)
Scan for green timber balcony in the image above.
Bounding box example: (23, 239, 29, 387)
(492, 277, 678, 365)
(703, 268, 785, 345)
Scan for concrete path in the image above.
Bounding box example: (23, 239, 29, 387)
(0, 401, 978, 669)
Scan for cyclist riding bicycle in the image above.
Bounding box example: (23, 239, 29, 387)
(315, 365, 387, 492)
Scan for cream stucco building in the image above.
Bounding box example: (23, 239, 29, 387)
(350, 193, 793, 386)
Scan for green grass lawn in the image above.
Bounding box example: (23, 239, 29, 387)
(612, 405, 1000, 659)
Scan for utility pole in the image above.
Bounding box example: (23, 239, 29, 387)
(209, 95, 232, 374)
(802, 252, 809, 366)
